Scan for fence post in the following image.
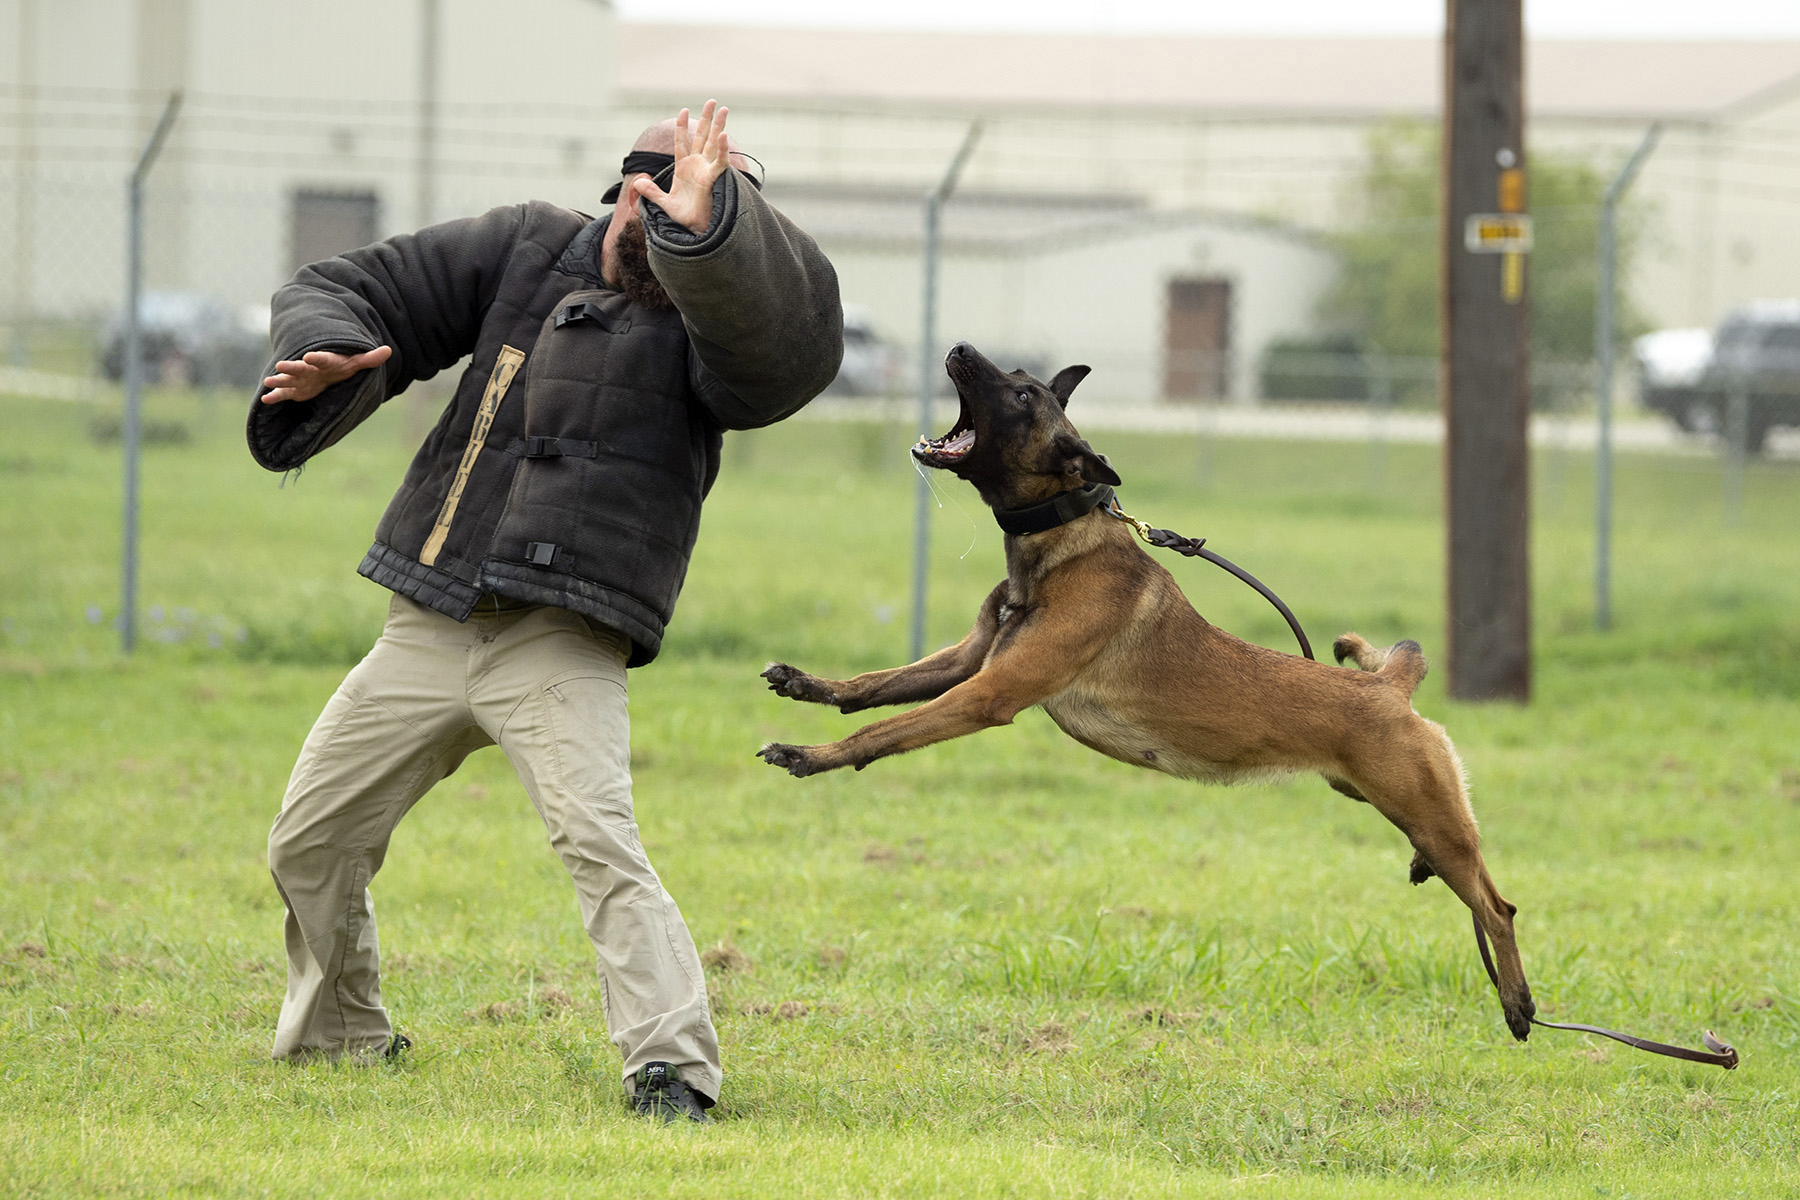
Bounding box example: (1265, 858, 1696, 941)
(416, 0, 440, 228)
(9, 0, 37, 366)
(120, 91, 183, 655)
(1593, 123, 1660, 632)
(1366, 350, 1392, 491)
(909, 121, 982, 663)
(1723, 375, 1747, 526)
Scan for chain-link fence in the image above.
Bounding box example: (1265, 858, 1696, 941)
(4, 81, 1796, 510)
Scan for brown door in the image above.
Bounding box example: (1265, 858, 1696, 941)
(289, 189, 380, 274)
(1163, 278, 1232, 400)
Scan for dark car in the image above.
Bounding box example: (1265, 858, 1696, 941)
(100, 291, 271, 388)
(824, 305, 899, 397)
(1638, 302, 1800, 453)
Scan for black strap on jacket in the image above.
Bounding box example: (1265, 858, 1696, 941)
(525, 541, 561, 568)
(512, 436, 598, 459)
(992, 483, 1115, 536)
(555, 302, 630, 334)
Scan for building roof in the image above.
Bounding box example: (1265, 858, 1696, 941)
(619, 24, 1800, 122)
(760, 183, 1319, 253)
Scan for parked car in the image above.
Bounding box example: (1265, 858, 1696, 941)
(1635, 327, 1715, 430)
(1259, 334, 1372, 402)
(826, 304, 899, 396)
(1637, 301, 1800, 452)
(100, 291, 271, 388)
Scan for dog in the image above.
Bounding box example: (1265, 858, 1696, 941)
(756, 341, 1536, 1042)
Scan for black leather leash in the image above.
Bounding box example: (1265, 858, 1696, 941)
(992, 484, 1315, 661)
(1472, 916, 1738, 1068)
(1100, 495, 1315, 662)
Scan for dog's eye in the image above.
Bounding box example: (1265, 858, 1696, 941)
(1015, 390, 1031, 406)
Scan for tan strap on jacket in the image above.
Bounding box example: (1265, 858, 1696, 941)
(420, 345, 526, 567)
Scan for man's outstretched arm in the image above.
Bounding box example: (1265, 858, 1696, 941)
(246, 203, 527, 472)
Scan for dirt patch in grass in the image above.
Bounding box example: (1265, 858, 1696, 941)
(701, 941, 753, 973)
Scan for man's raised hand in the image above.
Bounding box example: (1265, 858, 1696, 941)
(632, 100, 733, 235)
(260, 345, 394, 404)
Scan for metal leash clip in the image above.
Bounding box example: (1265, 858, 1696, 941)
(1103, 498, 1156, 544)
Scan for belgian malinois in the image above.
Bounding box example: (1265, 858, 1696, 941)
(757, 341, 1537, 1042)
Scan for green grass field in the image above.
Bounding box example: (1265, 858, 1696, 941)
(2, 386, 1797, 1198)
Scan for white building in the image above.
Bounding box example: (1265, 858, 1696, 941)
(6, 5, 1800, 403)
(618, 24, 1800, 400)
(2, 0, 616, 323)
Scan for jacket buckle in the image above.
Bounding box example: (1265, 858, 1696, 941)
(555, 302, 630, 334)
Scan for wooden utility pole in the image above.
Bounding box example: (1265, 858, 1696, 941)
(1442, 0, 1531, 701)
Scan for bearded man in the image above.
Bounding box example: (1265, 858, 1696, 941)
(247, 102, 842, 1123)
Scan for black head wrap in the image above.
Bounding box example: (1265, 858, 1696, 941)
(601, 151, 676, 204)
(600, 149, 765, 206)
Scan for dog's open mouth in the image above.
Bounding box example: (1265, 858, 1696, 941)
(912, 401, 974, 468)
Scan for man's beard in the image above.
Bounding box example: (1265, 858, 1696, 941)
(612, 217, 674, 311)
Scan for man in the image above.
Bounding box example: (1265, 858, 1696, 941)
(248, 102, 842, 1123)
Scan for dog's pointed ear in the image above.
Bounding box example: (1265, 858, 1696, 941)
(1048, 365, 1091, 410)
(1056, 433, 1122, 487)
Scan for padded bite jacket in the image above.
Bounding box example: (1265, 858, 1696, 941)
(247, 172, 843, 665)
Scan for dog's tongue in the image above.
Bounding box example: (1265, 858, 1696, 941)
(943, 429, 975, 455)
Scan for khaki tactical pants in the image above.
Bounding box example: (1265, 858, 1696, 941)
(267, 593, 721, 1101)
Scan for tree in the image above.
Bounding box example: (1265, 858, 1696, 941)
(1321, 120, 1646, 401)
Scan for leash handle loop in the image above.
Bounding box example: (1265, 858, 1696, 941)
(1472, 915, 1738, 1069)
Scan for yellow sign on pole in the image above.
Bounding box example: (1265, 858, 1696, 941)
(1464, 214, 1533, 253)
(1501, 252, 1524, 303)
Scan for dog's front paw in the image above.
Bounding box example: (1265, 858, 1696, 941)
(757, 742, 821, 777)
(761, 663, 837, 706)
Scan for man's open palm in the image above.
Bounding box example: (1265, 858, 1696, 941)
(632, 100, 733, 234)
(261, 345, 393, 404)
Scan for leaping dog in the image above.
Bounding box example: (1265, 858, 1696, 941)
(757, 341, 1537, 1043)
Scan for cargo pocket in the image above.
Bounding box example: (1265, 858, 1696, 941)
(539, 668, 632, 815)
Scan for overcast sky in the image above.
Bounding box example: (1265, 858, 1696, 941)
(613, 0, 1800, 40)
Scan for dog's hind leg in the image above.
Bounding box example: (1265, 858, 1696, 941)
(1351, 726, 1535, 1041)
(1413, 826, 1534, 1041)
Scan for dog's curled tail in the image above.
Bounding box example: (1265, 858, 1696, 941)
(1332, 633, 1429, 695)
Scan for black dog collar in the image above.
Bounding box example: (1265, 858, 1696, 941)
(993, 483, 1116, 536)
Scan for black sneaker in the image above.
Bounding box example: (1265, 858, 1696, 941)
(630, 1062, 713, 1125)
(384, 1034, 412, 1061)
